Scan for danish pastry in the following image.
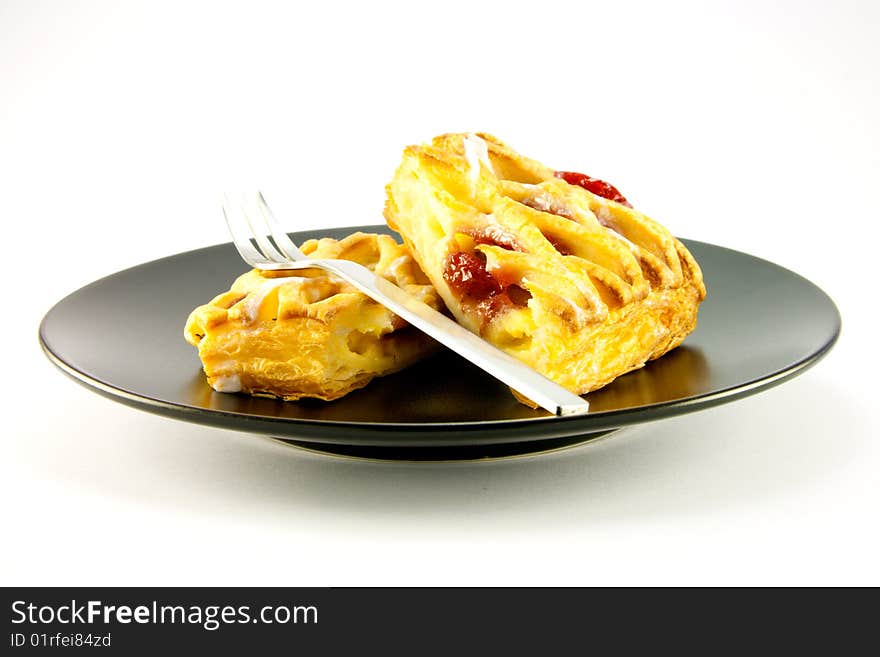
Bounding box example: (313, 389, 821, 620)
(384, 132, 706, 396)
(184, 232, 443, 401)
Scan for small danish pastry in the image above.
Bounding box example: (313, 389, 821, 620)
(384, 132, 706, 396)
(184, 232, 442, 401)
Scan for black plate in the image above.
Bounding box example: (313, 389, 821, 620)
(39, 225, 840, 460)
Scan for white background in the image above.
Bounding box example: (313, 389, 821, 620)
(2, 0, 877, 585)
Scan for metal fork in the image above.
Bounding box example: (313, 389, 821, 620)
(222, 192, 590, 416)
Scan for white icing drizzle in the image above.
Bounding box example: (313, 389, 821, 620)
(463, 133, 495, 189)
(480, 222, 516, 246)
(603, 225, 639, 252)
(241, 276, 307, 322)
(523, 192, 577, 219)
(211, 374, 242, 393)
(387, 255, 411, 280)
(593, 205, 640, 252)
(525, 194, 552, 212)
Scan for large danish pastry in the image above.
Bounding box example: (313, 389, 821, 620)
(184, 232, 442, 401)
(384, 132, 706, 396)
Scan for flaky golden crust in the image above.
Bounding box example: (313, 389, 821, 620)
(384, 132, 706, 396)
(184, 232, 442, 401)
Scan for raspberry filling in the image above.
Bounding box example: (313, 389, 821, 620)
(554, 170, 632, 208)
(444, 251, 501, 300)
(443, 251, 530, 325)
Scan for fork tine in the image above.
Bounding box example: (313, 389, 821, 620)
(222, 194, 274, 268)
(240, 193, 289, 264)
(257, 191, 306, 261)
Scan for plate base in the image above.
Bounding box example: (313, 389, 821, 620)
(267, 430, 620, 461)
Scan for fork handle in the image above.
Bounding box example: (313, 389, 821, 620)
(311, 259, 590, 417)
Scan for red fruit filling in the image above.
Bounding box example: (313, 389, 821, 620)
(554, 170, 632, 208)
(443, 251, 530, 326)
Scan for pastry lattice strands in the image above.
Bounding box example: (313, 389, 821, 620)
(384, 132, 706, 397)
